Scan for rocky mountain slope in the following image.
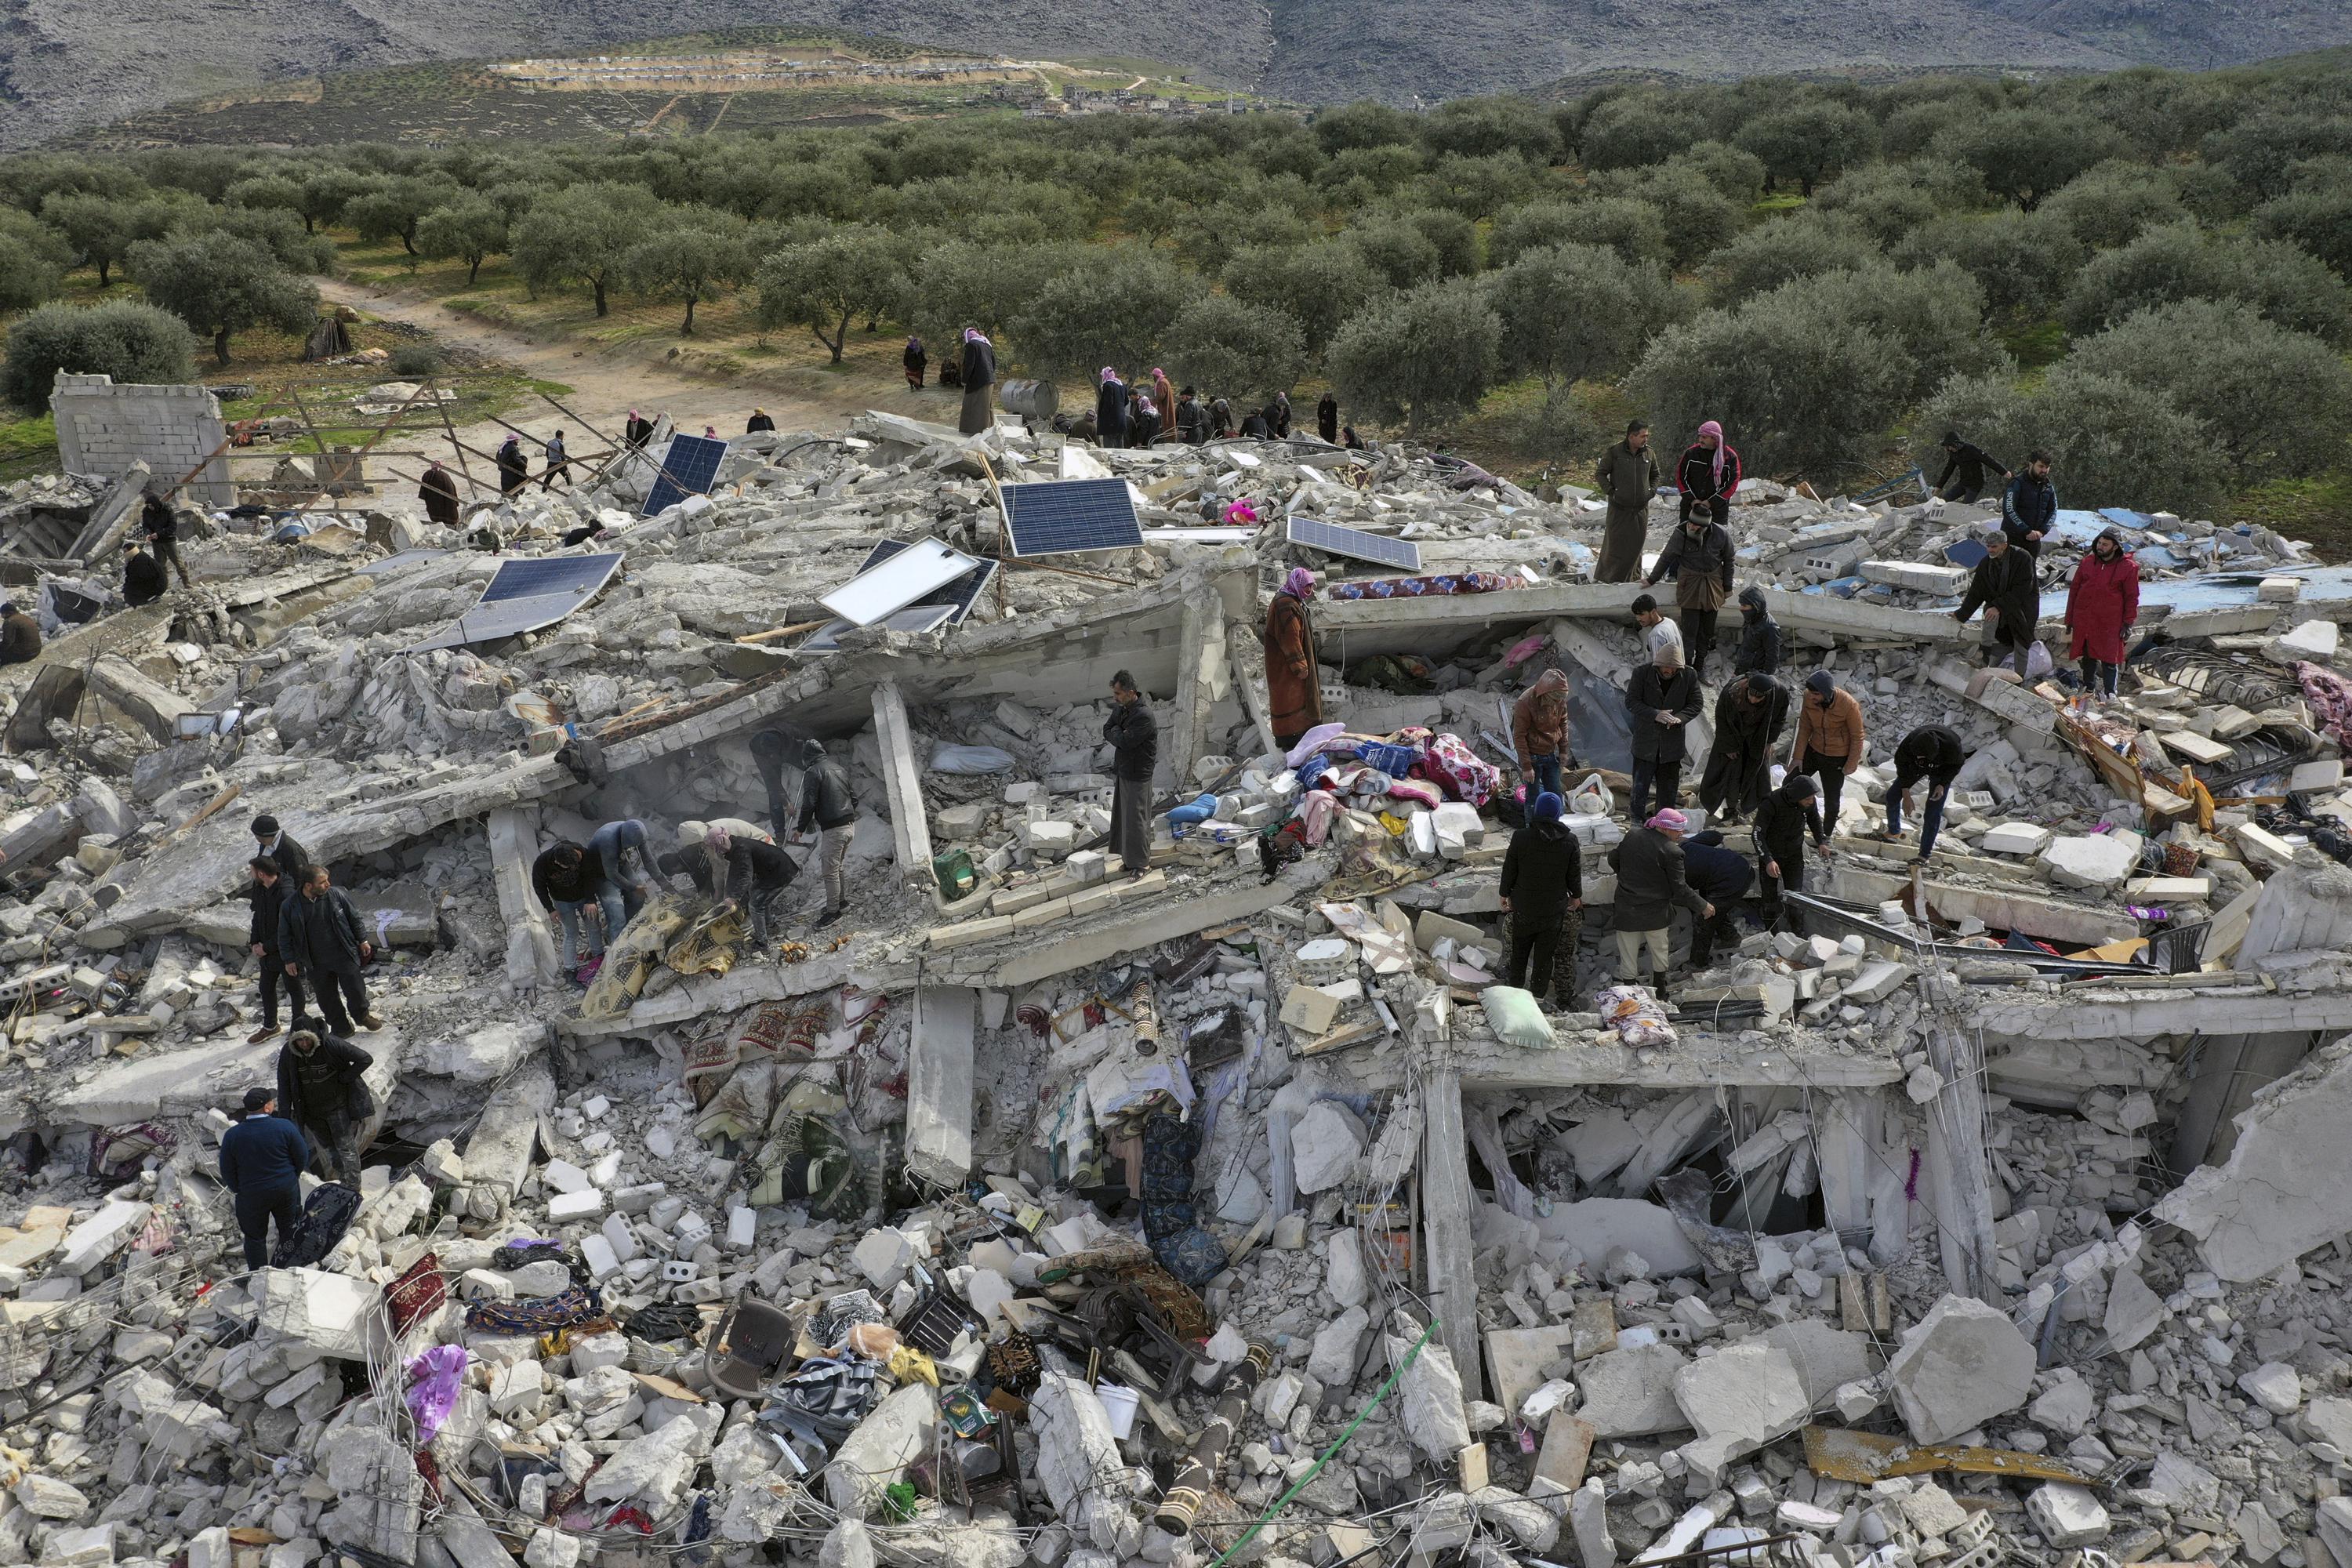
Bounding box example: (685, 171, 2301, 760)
(3, 0, 2345, 147)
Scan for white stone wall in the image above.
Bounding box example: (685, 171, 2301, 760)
(50, 372, 234, 507)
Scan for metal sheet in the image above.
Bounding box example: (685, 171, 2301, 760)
(404, 552, 625, 652)
(1000, 478, 1143, 558)
(643, 434, 729, 517)
(1287, 516, 1421, 572)
(820, 537, 982, 626)
(800, 605, 956, 652)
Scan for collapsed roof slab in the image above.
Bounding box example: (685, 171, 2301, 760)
(1447, 1030, 1906, 1093)
(38, 1028, 402, 1131)
(1826, 866, 2136, 950)
(1975, 983, 2352, 1043)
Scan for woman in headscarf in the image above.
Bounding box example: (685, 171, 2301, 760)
(957, 327, 996, 435)
(1095, 368, 1128, 450)
(1131, 394, 1161, 448)
(1316, 391, 1339, 445)
(1263, 567, 1323, 749)
(902, 335, 927, 390)
(2065, 527, 2140, 699)
(418, 459, 460, 527)
(1676, 419, 1742, 528)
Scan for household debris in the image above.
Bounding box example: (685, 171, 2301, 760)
(2, 402, 2352, 1568)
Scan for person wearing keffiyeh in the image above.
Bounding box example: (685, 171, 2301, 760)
(1676, 419, 1741, 528)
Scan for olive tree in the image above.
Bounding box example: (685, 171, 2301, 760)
(415, 196, 510, 285)
(622, 209, 754, 334)
(510, 182, 666, 316)
(2062, 224, 2352, 347)
(1326, 278, 1501, 436)
(1008, 249, 1203, 382)
(755, 225, 909, 360)
(1735, 103, 1879, 196)
(127, 231, 317, 364)
(1490, 243, 1676, 395)
(1161, 295, 1307, 405)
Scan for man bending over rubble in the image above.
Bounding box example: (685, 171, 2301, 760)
(274, 1029, 374, 1188)
(1755, 773, 1829, 925)
(532, 836, 631, 976)
(1875, 724, 1965, 863)
(1608, 808, 1711, 1004)
(708, 823, 799, 946)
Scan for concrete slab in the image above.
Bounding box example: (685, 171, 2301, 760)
(905, 986, 978, 1188)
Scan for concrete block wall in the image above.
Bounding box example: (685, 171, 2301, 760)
(50, 373, 234, 507)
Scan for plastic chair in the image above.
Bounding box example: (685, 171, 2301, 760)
(707, 1295, 795, 1400)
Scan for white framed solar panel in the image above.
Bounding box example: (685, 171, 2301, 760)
(1286, 516, 1421, 572)
(405, 552, 626, 652)
(820, 537, 983, 626)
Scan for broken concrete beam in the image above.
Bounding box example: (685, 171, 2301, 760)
(2157, 1037, 2352, 1282)
(872, 679, 935, 879)
(0, 800, 86, 873)
(486, 808, 559, 989)
(1882, 1293, 2037, 1443)
(905, 986, 977, 1188)
(1828, 865, 2136, 948)
(460, 1052, 556, 1216)
(86, 654, 195, 744)
(1858, 560, 1969, 596)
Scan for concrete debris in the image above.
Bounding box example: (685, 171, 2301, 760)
(4, 409, 2352, 1568)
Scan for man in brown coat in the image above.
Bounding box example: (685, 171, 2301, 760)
(1512, 669, 1570, 802)
(0, 602, 39, 665)
(1593, 421, 1660, 584)
(1643, 512, 1737, 681)
(1791, 670, 1867, 829)
(1263, 568, 1323, 749)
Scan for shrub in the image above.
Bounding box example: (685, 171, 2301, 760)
(387, 342, 441, 377)
(1007, 249, 1203, 382)
(1490, 243, 1679, 393)
(1709, 219, 1878, 308)
(1, 299, 197, 412)
(1161, 295, 1307, 405)
(125, 231, 316, 365)
(1893, 210, 2084, 319)
(1327, 278, 1502, 436)
(2061, 224, 2352, 346)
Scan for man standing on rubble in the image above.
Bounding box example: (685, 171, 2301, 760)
(1175, 387, 1211, 445)
(958, 326, 996, 436)
(709, 823, 800, 946)
(2066, 527, 2139, 699)
(496, 434, 530, 497)
(2002, 451, 2056, 557)
(625, 409, 655, 448)
(1594, 421, 1660, 583)
(1791, 671, 1866, 831)
(1316, 391, 1339, 445)
(1698, 672, 1788, 824)
(251, 815, 309, 885)
(278, 863, 382, 1036)
(220, 1087, 307, 1268)
(541, 430, 572, 492)
(1512, 668, 1571, 802)
(1753, 773, 1828, 925)
(1096, 368, 1130, 450)
(1625, 642, 1701, 823)
(1607, 808, 1711, 1001)
(1500, 791, 1583, 1009)
(140, 488, 192, 589)
(0, 601, 39, 665)
(419, 460, 461, 527)
(1680, 828, 1753, 968)
(1935, 431, 2009, 506)
(1733, 586, 1780, 677)
(246, 855, 303, 1044)
(1264, 569, 1324, 750)
(1643, 506, 1737, 681)
(1630, 593, 1684, 668)
(1675, 420, 1740, 529)
(1105, 670, 1160, 880)
(274, 1027, 374, 1188)
(794, 741, 855, 930)
(1875, 724, 1965, 863)
(1955, 524, 2041, 673)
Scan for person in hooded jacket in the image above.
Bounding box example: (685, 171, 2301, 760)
(903, 337, 927, 390)
(1698, 673, 1788, 824)
(794, 740, 855, 929)
(1272, 391, 1292, 438)
(1512, 668, 1570, 802)
(274, 1027, 374, 1186)
(1875, 724, 1965, 862)
(2066, 528, 2140, 699)
(1607, 808, 1711, 1000)
(1096, 368, 1129, 450)
(495, 434, 530, 496)
(1733, 585, 1781, 676)
(1262, 569, 1323, 748)
(1791, 670, 1865, 829)
(1131, 394, 1162, 448)
(419, 461, 460, 527)
(1499, 792, 1584, 1007)
(1679, 829, 1754, 968)
(1752, 773, 1828, 926)
(124, 543, 167, 607)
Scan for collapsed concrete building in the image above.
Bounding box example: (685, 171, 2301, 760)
(5, 402, 2352, 1568)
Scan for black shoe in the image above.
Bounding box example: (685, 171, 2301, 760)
(1652, 970, 1671, 1005)
(812, 907, 844, 930)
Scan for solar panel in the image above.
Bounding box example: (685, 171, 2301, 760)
(999, 478, 1143, 558)
(1287, 516, 1421, 572)
(642, 434, 730, 517)
(800, 604, 956, 653)
(822, 538, 981, 626)
(851, 539, 995, 625)
(405, 552, 625, 652)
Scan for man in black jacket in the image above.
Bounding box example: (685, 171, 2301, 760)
(496, 434, 530, 496)
(710, 824, 800, 946)
(795, 740, 856, 929)
(1680, 829, 1755, 968)
(1753, 774, 1828, 926)
(532, 839, 614, 972)
(1876, 724, 1966, 862)
(278, 863, 379, 1036)
(246, 855, 303, 1044)
(1174, 390, 1210, 445)
(1499, 790, 1584, 1008)
(251, 815, 309, 886)
(140, 490, 191, 587)
(1643, 513, 1737, 681)
(1606, 808, 1712, 1001)
(123, 543, 167, 607)
(1935, 431, 2009, 506)
(1733, 586, 1780, 677)
(1624, 644, 1701, 824)
(275, 1029, 374, 1186)
(2001, 452, 2056, 557)
(220, 1087, 309, 1267)
(1955, 526, 2042, 671)
(1104, 670, 1160, 879)
(1697, 673, 1788, 825)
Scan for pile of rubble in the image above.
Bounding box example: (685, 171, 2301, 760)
(5, 403, 2352, 1568)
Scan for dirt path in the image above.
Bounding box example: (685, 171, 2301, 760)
(315, 276, 849, 457)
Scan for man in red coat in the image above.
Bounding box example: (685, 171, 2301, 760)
(2064, 528, 2139, 699)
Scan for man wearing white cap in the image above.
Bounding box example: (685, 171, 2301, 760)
(1606, 808, 1713, 1004)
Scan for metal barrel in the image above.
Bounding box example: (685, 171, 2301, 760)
(998, 378, 1059, 421)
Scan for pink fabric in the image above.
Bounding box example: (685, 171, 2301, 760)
(1698, 421, 1726, 485)
(1382, 778, 1443, 809)
(1416, 733, 1501, 807)
(1649, 808, 1690, 831)
(1501, 632, 1550, 668)
(1282, 567, 1315, 597)
(1284, 722, 1348, 769)
(1294, 790, 1339, 846)
(405, 1345, 469, 1444)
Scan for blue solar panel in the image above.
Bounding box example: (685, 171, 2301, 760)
(643, 434, 730, 517)
(1000, 478, 1142, 558)
(403, 552, 625, 652)
(1287, 516, 1420, 572)
(855, 538, 995, 623)
(480, 554, 626, 603)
